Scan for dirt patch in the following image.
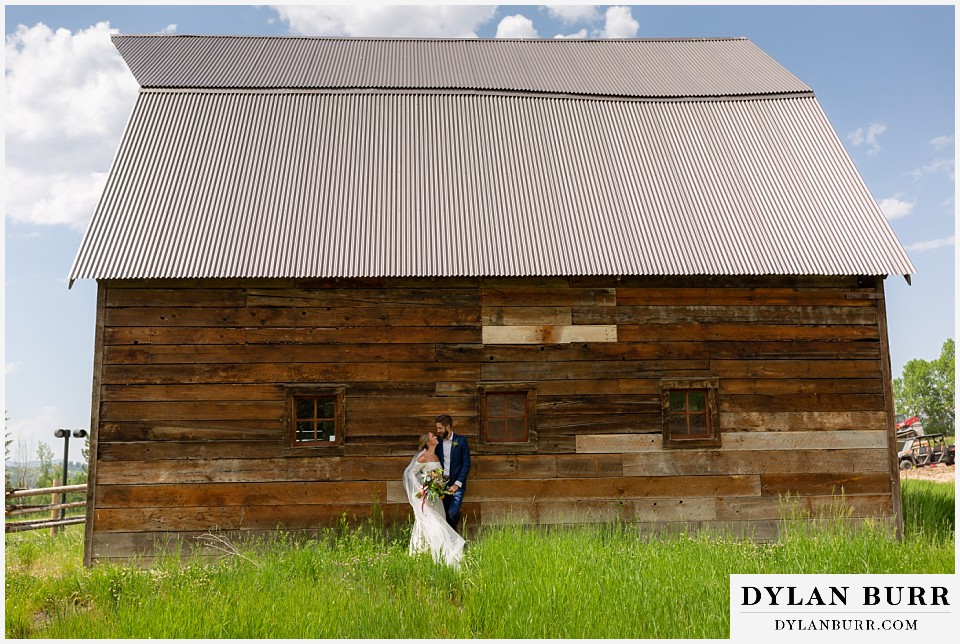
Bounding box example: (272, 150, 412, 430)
(900, 464, 955, 484)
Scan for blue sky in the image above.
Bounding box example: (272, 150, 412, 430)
(3, 3, 956, 461)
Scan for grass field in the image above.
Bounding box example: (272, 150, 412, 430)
(5, 480, 954, 639)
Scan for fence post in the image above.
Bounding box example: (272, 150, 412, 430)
(50, 492, 61, 535)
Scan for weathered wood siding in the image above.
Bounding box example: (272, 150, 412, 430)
(86, 276, 899, 563)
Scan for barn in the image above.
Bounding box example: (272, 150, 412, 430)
(70, 35, 915, 565)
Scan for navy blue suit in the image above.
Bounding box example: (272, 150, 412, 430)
(437, 432, 470, 531)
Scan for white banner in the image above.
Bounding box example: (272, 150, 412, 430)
(730, 574, 956, 642)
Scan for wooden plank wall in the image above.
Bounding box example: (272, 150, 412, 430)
(87, 275, 897, 563)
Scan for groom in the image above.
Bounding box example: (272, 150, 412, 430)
(435, 414, 470, 534)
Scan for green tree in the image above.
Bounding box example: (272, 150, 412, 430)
(36, 441, 56, 489)
(893, 338, 955, 436)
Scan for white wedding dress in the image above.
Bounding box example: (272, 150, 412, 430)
(403, 452, 465, 568)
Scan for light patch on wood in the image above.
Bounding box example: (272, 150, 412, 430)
(576, 434, 662, 453)
(621, 448, 890, 477)
(722, 430, 886, 450)
(386, 480, 407, 504)
(482, 324, 617, 345)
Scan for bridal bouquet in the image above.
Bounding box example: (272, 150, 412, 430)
(415, 468, 452, 509)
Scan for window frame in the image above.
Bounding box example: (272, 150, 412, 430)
(477, 383, 538, 453)
(286, 386, 346, 450)
(660, 377, 720, 449)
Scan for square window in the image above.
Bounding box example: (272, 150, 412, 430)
(479, 385, 536, 447)
(485, 392, 528, 442)
(661, 379, 720, 448)
(288, 389, 344, 448)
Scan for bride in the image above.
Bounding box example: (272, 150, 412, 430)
(402, 432, 465, 567)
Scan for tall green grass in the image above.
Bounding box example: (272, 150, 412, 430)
(901, 478, 955, 540)
(6, 482, 954, 639)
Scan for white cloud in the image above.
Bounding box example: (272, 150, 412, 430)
(7, 406, 66, 455)
(910, 158, 956, 181)
(555, 29, 588, 40)
(545, 6, 602, 24)
(496, 15, 539, 39)
(4, 22, 139, 228)
(847, 122, 887, 157)
(159, 24, 177, 35)
(600, 6, 640, 39)
(6, 168, 110, 227)
(546, 5, 639, 38)
(906, 236, 955, 252)
(5, 362, 22, 375)
(877, 196, 915, 221)
(271, 5, 496, 38)
(929, 135, 953, 150)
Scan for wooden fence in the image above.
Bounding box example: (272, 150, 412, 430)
(5, 484, 87, 533)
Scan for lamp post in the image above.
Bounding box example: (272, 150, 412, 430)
(53, 429, 88, 520)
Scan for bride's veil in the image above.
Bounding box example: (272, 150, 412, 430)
(402, 449, 426, 509)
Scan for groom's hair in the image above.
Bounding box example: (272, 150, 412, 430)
(435, 414, 453, 428)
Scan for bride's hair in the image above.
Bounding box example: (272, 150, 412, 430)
(418, 432, 432, 452)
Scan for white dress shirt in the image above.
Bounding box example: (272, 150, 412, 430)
(442, 435, 463, 488)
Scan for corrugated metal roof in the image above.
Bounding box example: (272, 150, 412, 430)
(70, 89, 915, 281)
(111, 35, 812, 98)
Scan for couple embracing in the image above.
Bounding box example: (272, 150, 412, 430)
(402, 415, 470, 567)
